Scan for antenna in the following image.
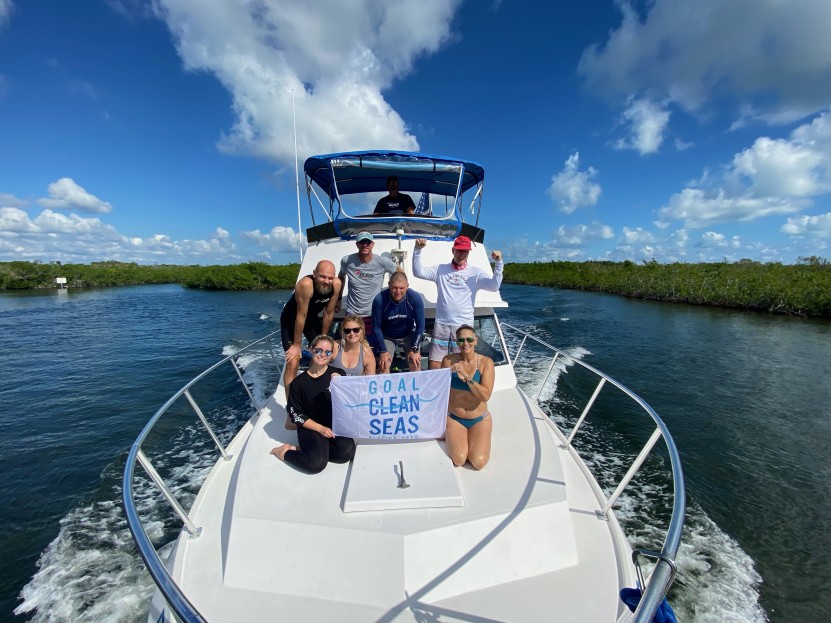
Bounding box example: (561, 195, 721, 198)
(292, 89, 303, 263)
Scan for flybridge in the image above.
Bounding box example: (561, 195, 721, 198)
(302, 150, 487, 243)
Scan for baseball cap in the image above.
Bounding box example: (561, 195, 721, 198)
(452, 235, 472, 250)
(356, 231, 374, 242)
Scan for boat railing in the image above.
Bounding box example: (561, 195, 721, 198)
(500, 322, 685, 623)
(121, 330, 283, 623)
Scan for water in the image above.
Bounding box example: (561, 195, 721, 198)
(1, 283, 828, 621)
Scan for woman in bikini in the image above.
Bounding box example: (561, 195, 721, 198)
(441, 324, 495, 469)
(330, 314, 376, 376)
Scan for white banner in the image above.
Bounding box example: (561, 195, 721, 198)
(331, 368, 451, 440)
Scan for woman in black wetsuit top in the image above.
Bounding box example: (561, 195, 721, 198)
(270, 335, 356, 473)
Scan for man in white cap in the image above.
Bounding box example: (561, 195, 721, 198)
(413, 235, 503, 368)
(338, 232, 400, 332)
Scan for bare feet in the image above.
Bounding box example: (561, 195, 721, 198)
(270, 444, 296, 461)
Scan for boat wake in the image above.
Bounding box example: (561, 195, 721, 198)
(15, 343, 281, 622)
(507, 332, 767, 623)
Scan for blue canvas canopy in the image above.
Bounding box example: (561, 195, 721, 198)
(304, 150, 485, 200)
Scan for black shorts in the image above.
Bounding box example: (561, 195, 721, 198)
(280, 314, 323, 351)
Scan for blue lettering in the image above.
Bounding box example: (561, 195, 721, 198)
(411, 377, 419, 391)
(369, 419, 381, 435)
(409, 395, 420, 411)
(389, 395, 398, 414)
(382, 418, 393, 435)
(394, 417, 407, 435)
(398, 395, 409, 413)
(383, 379, 392, 393)
(408, 415, 419, 433)
(369, 398, 379, 416)
(369, 380, 378, 395)
(397, 378, 407, 392)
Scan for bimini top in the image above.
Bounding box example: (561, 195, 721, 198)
(304, 151, 485, 200)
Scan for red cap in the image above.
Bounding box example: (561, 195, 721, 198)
(453, 235, 472, 250)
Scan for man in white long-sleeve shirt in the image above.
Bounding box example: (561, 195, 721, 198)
(413, 235, 503, 369)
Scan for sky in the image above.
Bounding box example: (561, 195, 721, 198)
(0, 0, 829, 266)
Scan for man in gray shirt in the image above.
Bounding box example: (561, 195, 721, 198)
(338, 232, 399, 330)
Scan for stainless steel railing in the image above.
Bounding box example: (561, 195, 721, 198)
(122, 330, 282, 623)
(501, 322, 685, 623)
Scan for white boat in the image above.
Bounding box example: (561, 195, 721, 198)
(123, 151, 685, 622)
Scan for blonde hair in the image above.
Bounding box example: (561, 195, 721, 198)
(341, 314, 371, 350)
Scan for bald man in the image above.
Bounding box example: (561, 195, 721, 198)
(280, 261, 342, 425)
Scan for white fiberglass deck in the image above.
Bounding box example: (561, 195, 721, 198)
(163, 379, 631, 622)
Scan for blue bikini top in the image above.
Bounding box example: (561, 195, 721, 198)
(451, 366, 481, 391)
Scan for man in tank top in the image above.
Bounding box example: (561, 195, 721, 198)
(280, 260, 342, 418)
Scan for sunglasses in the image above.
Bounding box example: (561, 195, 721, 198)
(456, 337, 475, 344)
(357, 240, 373, 246)
(343, 327, 361, 335)
(312, 348, 333, 356)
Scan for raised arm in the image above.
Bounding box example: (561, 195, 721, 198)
(472, 250, 504, 292)
(412, 239, 437, 280)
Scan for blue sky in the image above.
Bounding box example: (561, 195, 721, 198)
(0, 0, 829, 266)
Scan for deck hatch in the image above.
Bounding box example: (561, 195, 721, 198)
(343, 440, 463, 512)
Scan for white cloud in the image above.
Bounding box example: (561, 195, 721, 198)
(547, 153, 602, 213)
(242, 225, 303, 252)
(695, 231, 742, 249)
(152, 0, 462, 166)
(554, 222, 614, 246)
(0, 192, 28, 208)
(674, 138, 694, 151)
(0, 208, 242, 263)
(781, 213, 831, 237)
(659, 188, 801, 229)
(578, 0, 831, 125)
(68, 79, 100, 101)
(500, 221, 613, 261)
(658, 111, 831, 228)
(621, 226, 656, 245)
(0, 207, 38, 233)
(38, 178, 113, 214)
(0, 0, 13, 26)
(613, 97, 670, 155)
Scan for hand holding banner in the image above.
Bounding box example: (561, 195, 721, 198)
(331, 368, 451, 440)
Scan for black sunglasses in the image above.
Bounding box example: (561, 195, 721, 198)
(312, 348, 333, 356)
(343, 327, 361, 334)
(456, 337, 475, 344)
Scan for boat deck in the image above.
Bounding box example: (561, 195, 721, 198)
(164, 382, 632, 622)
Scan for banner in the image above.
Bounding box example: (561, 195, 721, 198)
(331, 368, 451, 440)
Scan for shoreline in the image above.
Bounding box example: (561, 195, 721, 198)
(3, 259, 830, 319)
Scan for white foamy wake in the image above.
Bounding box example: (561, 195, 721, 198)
(259, 313, 269, 320)
(15, 496, 155, 622)
(16, 343, 282, 622)
(510, 337, 767, 623)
